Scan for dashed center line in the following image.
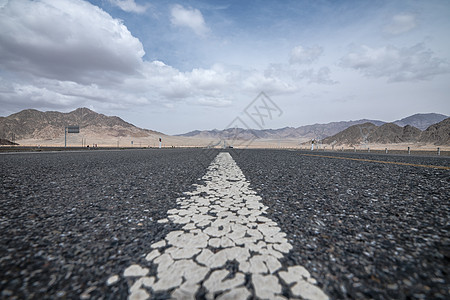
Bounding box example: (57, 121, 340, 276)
(109, 152, 328, 300)
(299, 153, 450, 170)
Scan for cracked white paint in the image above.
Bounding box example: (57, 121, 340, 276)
(115, 152, 328, 300)
(106, 275, 119, 286)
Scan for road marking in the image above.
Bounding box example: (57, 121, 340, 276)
(300, 153, 450, 170)
(110, 152, 328, 300)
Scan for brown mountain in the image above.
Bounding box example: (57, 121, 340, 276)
(177, 113, 446, 141)
(177, 119, 386, 140)
(322, 123, 423, 146)
(419, 117, 450, 145)
(0, 108, 162, 140)
(369, 123, 422, 144)
(322, 123, 378, 146)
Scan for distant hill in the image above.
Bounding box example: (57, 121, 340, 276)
(322, 119, 449, 146)
(177, 119, 386, 140)
(2, 109, 446, 145)
(369, 123, 422, 144)
(393, 113, 448, 130)
(177, 113, 446, 142)
(321, 122, 378, 146)
(0, 108, 162, 140)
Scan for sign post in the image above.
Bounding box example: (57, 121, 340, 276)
(159, 137, 162, 149)
(65, 126, 80, 148)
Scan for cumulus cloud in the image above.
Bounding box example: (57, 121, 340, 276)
(384, 13, 416, 35)
(0, 0, 145, 84)
(0, 0, 301, 115)
(0, 77, 150, 113)
(242, 71, 298, 95)
(170, 4, 210, 36)
(340, 43, 450, 82)
(0, 82, 78, 109)
(109, 0, 149, 14)
(289, 45, 323, 64)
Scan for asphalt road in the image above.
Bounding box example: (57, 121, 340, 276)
(1, 149, 449, 299)
(232, 149, 449, 299)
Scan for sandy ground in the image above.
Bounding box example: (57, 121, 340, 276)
(303, 142, 450, 152)
(15, 134, 211, 148)
(11, 135, 449, 153)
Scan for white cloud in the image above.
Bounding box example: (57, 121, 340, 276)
(264, 62, 337, 86)
(289, 45, 323, 64)
(384, 13, 416, 35)
(1, 83, 77, 109)
(109, 0, 148, 14)
(190, 97, 232, 107)
(189, 65, 235, 91)
(242, 71, 298, 95)
(0, 0, 145, 84)
(0, 0, 332, 117)
(298, 67, 337, 85)
(340, 43, 450, 82)
(170, 4, 210, 36)
(0, 78, 150, 112)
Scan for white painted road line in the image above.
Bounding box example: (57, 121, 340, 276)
(110, 152, 328, 300)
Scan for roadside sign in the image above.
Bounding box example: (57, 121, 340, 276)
(67, 126, 80, 133)
(65, 125, 80, 147)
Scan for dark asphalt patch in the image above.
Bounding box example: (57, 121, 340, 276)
(231, 149, 449, 299)
(0, 149, 218, 299)
(1, 148, 448, 299)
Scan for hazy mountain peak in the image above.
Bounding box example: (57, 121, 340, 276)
(393, 113, 448, 130)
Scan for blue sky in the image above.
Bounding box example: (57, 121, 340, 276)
(0, 0, 449, 134)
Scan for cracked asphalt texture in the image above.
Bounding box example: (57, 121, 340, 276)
(1, 148, 449, 299)
(231, 149, 449, 299)
(1, 149, 215, 299)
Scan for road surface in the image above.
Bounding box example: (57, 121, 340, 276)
(1, 149, 448, 299)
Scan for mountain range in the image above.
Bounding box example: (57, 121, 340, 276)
(177, 113, 448, 140)
(322, 118, 450, 146)
(0, 108, 448, 145)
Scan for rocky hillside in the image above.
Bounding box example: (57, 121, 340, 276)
(322, 119, 449, 146)
(178, 113, 447, 141)
(368, 123, 422, 144)
(0, 108, 162, 140)
(320, 122, 377, 146)
(419, 117, 450, 145)
(177, 119, 386, 140)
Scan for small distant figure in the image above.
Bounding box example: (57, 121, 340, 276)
(311, 139, 315, 151)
